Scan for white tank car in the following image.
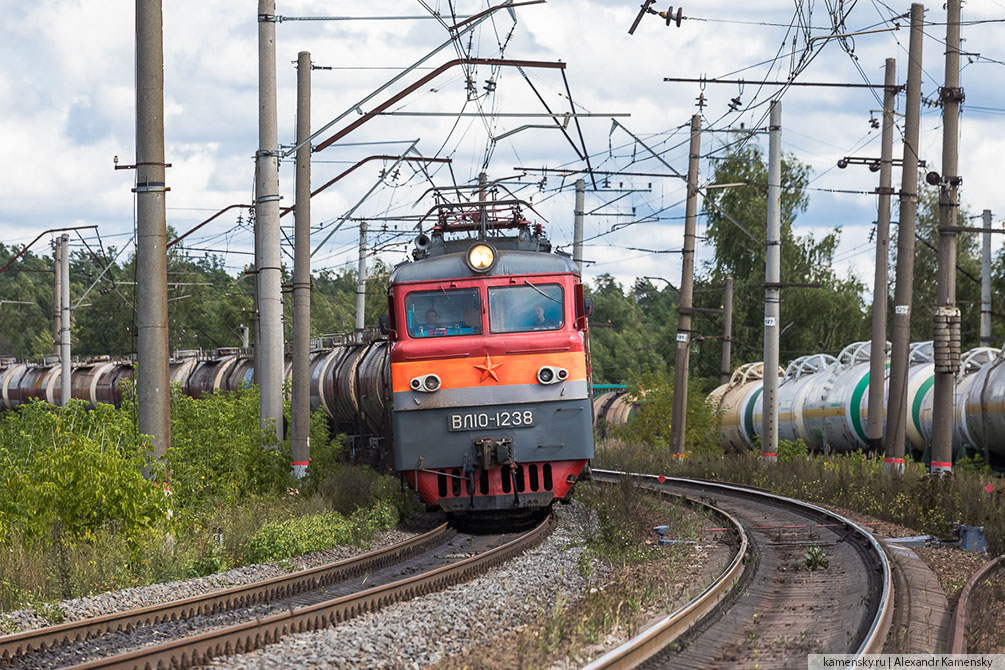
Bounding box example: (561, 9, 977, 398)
(919, 347, 1002, 455)
(760, 342, 877, 453)
(769, 354, 837, 450)
(959, 348, 1005, 462)
(711, 340, 1005, 462)
(709, 362, 781, 452)
(903, 342, 934, 454)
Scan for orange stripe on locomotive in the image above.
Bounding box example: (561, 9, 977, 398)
(390, 351, 587, 392)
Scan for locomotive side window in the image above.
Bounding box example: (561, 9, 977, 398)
(488, 283, 564, 333)
(404, 288, 482, 338)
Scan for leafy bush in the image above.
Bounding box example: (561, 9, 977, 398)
(613, 371, 722, 454)
(803, 546, 828, 571)
(0, 400, 165, 547)
(576, 478, 666, 564)
(165, 385, 288, 511)
(242, 501, 398, 563)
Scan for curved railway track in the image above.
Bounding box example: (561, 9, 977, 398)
(949, 555, 1005, 653)
(1, 515, 553, 670)
(587, 470, 893, 669)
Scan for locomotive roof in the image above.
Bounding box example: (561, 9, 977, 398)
(390, 248, 579, 284)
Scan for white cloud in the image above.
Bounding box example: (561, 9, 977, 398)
(1, 0, 1002, 292)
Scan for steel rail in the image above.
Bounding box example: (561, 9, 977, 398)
(0, 523, 450, 664)
(61, 515, 554, 670)
(588, 470, 894, 666)
(948, 554, 1005, 653)
(583, 479, 749, 670)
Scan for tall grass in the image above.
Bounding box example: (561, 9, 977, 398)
(596, 440, 1005, 555)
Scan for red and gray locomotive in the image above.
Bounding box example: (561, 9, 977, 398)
(384, 205, 595, 513)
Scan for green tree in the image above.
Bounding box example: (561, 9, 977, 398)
(586, 275, 669, 383)
(0, 244, 54, 358)
(698, 144, 868, 375)
(614, 371, 721, 453)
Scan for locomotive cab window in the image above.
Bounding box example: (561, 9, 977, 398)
(488, 283, 564, 333)
(404, 288, 482, 338)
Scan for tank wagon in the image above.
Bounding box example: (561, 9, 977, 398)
(591, 388, 638, 437)
(698, 340, 1005, 464)
(0, 207, 595, 516)
(917, 347, 1002, 459)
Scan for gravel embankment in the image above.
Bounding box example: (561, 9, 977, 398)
(209, 502, 607, 670)
(0, 528, 416, 635)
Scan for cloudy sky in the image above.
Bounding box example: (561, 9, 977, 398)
(2, 0, 1004, 298)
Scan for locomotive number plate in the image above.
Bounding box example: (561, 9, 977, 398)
(448, 410, 535, 431)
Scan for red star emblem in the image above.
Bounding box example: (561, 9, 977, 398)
(473, 354, 503, 382)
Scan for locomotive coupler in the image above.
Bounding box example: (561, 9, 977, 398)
(473, 436, 514, 470)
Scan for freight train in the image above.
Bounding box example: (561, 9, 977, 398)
(591, 340, 1005, 466)
(0, 205, 595, 516)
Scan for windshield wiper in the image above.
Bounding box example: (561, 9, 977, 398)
(523, 280, 562, 304)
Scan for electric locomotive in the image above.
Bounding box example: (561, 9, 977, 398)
(382, 203, 594, 513)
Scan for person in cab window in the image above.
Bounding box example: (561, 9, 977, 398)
(531, 304, 558, 329)
(460, 302, 481, 333)
(421, 309, 442, 336)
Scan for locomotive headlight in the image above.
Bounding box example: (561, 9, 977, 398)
(466, 243, 496, 273)
(536, 366, 567, 385)
(410, 374, 441, 393)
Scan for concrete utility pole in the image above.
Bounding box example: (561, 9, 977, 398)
(668, 114, 701, 457)
(866, 58, 897, 454)
(884, 3, 924, 476)
(291, 50, 311, 480)
(573, 178, 585, 274)
(355, 222, 368, 331)
(135, 0, 170, 458)
(981, 209, 993, 347)
(52, 242, 62, 356)
(252, 273, 260, 385)
(59, 234, 71, 406)
(256, 0, 284, 442)
(931, 0, 963, 477)
(762, 100, 781, 463)
(721, 276, 734, 385)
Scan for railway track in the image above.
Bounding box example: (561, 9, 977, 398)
(1, 515, 553, 670)
(586, 470, 893, 669)
(949, 554, 1005, 653)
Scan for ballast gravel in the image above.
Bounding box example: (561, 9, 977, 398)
(0, 528, 416, 635)
(209, 503, 606, 670)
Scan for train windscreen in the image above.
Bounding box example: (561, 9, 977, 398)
(488, 283, 564, 333)
(404, 288, 482, 337)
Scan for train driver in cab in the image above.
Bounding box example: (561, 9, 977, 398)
(531, 303, 559, 329)
(419, 309, 444, 336)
